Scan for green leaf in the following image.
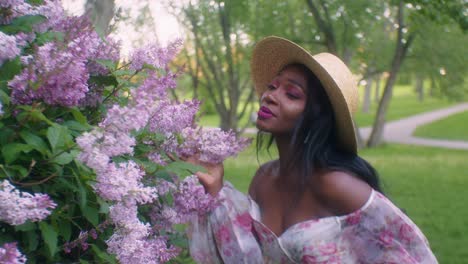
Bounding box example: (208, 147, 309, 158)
(35, 31, 64, 45)
(165, 161, 205, 177)
(2, 143, 34, 164)
(14, 221, 36, 232)
(91, 244, 117, 263)
(52, 152, 74, 165)
(114, 69, 136, 76)
(82, 205, 99, 226)
(0, 57, 21, 81)
(29, 109, 54, 125)
(23, 230, 39, 251)
(95, 59, 116, 71)
(39, 222, 58, 257)
(20, 130, 50, 155)
(89, 75, 118, 87)
(0, 15, 47, 34)
(58, 221, 72, 242)
(63, 120, 91, 133)
(8, 165, 28, 178)
(70, 107, 88, 124)
(47, 124, 71, 152)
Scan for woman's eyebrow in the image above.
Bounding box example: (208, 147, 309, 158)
(287, 78, 305, 91)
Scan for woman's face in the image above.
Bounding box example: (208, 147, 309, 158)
(256, 65, 308, 135)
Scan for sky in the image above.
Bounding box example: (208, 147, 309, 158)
(61, 0, 183, 56)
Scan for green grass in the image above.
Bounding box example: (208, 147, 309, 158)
(413, 110, 468, 141)
(224, 143, 468, 264)
(354, 84, 454, 127)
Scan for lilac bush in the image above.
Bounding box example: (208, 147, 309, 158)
(1, 0, 250, 263)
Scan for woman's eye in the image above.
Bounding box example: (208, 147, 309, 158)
(287, 93, 300, 99)
(267, 84, 276, 90)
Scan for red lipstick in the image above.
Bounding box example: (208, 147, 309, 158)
(258, 106, 274, 119)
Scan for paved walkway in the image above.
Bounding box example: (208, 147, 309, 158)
(360, 103, 468, 150)
(244, 103, 468, 150)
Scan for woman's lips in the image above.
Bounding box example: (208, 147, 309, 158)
(257, 106, 274, 119)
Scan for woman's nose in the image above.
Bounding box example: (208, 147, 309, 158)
(262, 90, 278, 104)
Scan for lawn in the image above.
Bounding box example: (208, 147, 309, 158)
(413, 110, 468, 141)
(224, 143, 468, 264)
(354, 85, 454, 127)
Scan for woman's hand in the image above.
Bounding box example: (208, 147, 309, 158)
(185, 155, 224, 197)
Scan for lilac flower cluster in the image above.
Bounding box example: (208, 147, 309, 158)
(172, 176, 219, 223)
(149, 100, 200, 134)
(0, 242, 26, 264)
(6, 2, 120, 107)
(178, 127, 252, 163)
(9, 42, 89, 106)
(0, 180, 56, 226)
(129, 39, 183, 71)
(0, 0, 32, 25)
(0, 32, 20, 65)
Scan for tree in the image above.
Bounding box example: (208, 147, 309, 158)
(175, 0, 256, 131)
(366, 0, 467, 146)
(367, 0, 415, 146)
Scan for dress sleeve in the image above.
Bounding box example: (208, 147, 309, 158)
(343, 191, 438, 263)
(186, 182, 263, 263)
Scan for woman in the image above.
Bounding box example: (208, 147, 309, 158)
(187, 36, 437, 263)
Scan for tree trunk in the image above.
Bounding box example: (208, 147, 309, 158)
(415, 74, 424, 101)
(85, 0, 115, 35)
(361, 77, 373, 113)
(304, 0, 338, 55)
(429, 76, 436, 97)
(374, 74, 381, 103)
(367, 1, 415, 147)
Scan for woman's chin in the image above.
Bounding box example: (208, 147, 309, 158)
(255, 122, 271, 133)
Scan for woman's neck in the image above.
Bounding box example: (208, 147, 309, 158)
(274, 134, 295, 177)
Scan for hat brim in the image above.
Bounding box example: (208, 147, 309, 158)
(251, 36, 358, 153)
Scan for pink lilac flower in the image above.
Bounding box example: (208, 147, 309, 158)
(0, 31, 20, 65)
(51, 15, 100, 59)
(108, 231, 180, 264)
(0, 180, 56, 225)
(33, 0, 66, 32)
(93, 162, 158, 204)
(129, 38, 182, 71)
(131, 73, 177, 105)
(178, 127, 251, 164)
(86, 36, 121, 75)
(0, 242, 26, 264)
(148, 99, 200, 134)
(9, 42, 89, 107)
(107, 201, 181, 264)
(100, 105, 150, 133)
(0, 0, 32, 25)
(171, 175, 218, 224)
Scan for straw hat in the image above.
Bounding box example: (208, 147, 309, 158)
(251, 36, 359, 153)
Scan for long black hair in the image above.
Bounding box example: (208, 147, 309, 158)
(256, 63, 383, 194)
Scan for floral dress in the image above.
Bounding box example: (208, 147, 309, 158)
(186, 182, 438, 263)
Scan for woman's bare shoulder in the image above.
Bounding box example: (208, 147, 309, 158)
(314, 170, 372, 216)
(248, 160, 277, 199)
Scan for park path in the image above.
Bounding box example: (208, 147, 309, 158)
(244, 103, 468, 150)
(359, 102, 468, 150)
